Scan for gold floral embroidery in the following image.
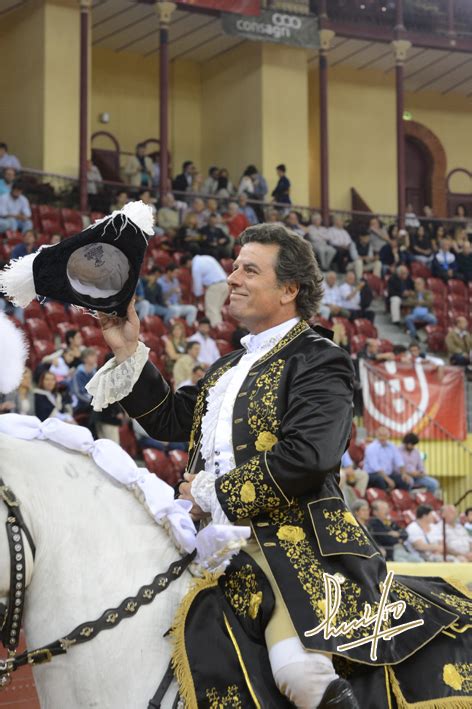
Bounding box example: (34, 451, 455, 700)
(255, 431, 278, 452)
(277, 525, 306, 543)
(188, 361, 232, 453)
(206, 685, 243, 708)
(390, 581, 431, 615)
(254, 319, 309, 366)
(223, 564, 263, 620)
(430, 591, 472, 617)
(248, 360, 284, 446)
(217, 456, 282, 518)
(442, 663, 472, 692)
(322, 508, 370, 546)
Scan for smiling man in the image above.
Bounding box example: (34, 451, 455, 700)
(87, 224, 468, 709)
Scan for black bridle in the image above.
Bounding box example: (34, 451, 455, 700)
(0, 477, 194, 695)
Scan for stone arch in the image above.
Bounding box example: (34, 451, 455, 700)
(404, 121, 447, 218)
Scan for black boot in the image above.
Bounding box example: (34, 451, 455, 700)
(317, 678, 360, 708)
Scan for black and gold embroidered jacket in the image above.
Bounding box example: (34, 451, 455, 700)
(121, 320, 464, 664)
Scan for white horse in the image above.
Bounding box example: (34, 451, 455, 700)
(0, 431, 192, 709)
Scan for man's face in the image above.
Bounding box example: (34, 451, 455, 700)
(375, 501, 389, 521)
(440, 238, 451, 251)
(287, 212, 299, 226)
(457, 316, 468, 331)
(409, 345, 420, 359)
(398, 267, 408, 280)
(442, 506, 457, 525)
(333, 216, 343, 229)
(189, 343, 200, 359)
(207, 198, 217, 212)
(192, 198, 204, 213)
(239, 194, 248, 207)
(72, 332, 83, 348)
(84, 354, 98, 370)
(198, 322, 210, 337)
(414, 278, 425, 292)
(326, 272, 336, 288)
(356, 504, 370, 523)
(228, 202, 238, 217)
(462, 241, 471, 255)
(11, 187, 21, 200)
(191, 367, 204, 384)
(377, 427, 389, 445)
(367, 338, 379, 354)
(312, 213, 322, 226)
(4, 168, 15, 183)
(23, 231, 35, 247)
(345, 272, 356, 286)
(359, 234, 370, 246)
(141, 191, 151, 204)
(0, 147, 5, 157)
(227, 242, 296, 333)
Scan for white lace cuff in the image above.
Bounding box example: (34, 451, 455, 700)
(192, 469, 230, 526)
(86, 340, 150, 412)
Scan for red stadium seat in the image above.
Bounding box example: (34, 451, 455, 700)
(212, 321, 236, 342)
(350, 334, 367, 354)
(220, 258, 234, 274)
(414, 491, 442, 511)
(216, 339, 234, 356)
(40, 217, 62, 236)
(401, 509, 416, 526)
(55, 321, 75, 341)
(150, 250, 172, 269)
(90, 211, 105, 222)
(31, 204, 41, 230)
(353, 318, 378, 338)
(390, 489, 416, 512)
(409, 262, 431, 279)
(365, 488, 389, 505)
(447, 293, 468, 310)
(23, 301, 43, 318)
(426, 328, 446, 353)
(60, 208, 83, 229)
(142, 448, 179, 486)
(142, 315, 167, 337)
(63, 221, 80, 237)
(119, 423, 138, 459)
(139, 332, 163, 354)
(362, 273, 384, 296)
(33, 339, 56, 359)
(168, 317, 194, 337)
(38, 205, 60, 220)
(377, 339, 394, 353)
(43, 301, 67, 328)
(427, 277, 447, 295)
(168, 449, 189, 476)
(448, 279, 467, 298)
(81, 326, 104, 347)
(95, 346, 110, 368)
(26, 317, 52, 340)
(389, 509, 405, 527)
(70, 310, 98, 329)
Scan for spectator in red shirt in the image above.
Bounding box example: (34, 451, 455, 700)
(224, 201, 249, 240)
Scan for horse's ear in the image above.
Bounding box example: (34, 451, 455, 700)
(0, 201, 153, 317)
(0, 312, 29, 393)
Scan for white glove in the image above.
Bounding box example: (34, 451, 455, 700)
(194, 524, 251, 575)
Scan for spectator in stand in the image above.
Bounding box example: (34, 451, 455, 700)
(405, 505, 443, 561)
(445, 315, 472, 368)
(0, 143, 21, 170)
(238, 165, 258, 198)
(202, 166, 219, 196)
(405, 342, 444, 368)
(215, 168, 235, 199)
(149, 151, 160, 191)
(0, 183, 33, 233)
(356, 232, 382, 278)
(285, 211, 306, 238)
(387, 264, 415, 325)
(367, 216, 390, 254)
(431, 238, 457, 282)
(368, 500, 423, 562)
(224, 201, 249, 241)
(351, 499, 370, 528)
(132, 418, 187, 453)
(456, 239, 472, 282)
(266, 209, 283, 224)
(252, 167, 268, 203)
(172, 160, 196, 195)
(410, 224, 435, 266)
(363, 426, 413, 490)
(158, 263, 197, 326)
(86, 159, 103, 195)
(143, 267, 172, 322)
(172, 341, 201, 390)
(327, 215, 362, 277)
(0, 366, 34, 416)
(450, 227, 468, 255)
(63, 330, 84, 370)
(188, 317, 220, 367)
(0, 167, 16, 196)
(358, 338, 395, 362)
(50, 233, 62, 246)
(464, 507, 472, 536)
(163, 321, 187, 375)
(238, 193, 258, 226)
(134, 276, 152, 321)
(175, 212, 201, 255)
(271, 164, 291, 205)
(124, 143, 153, 188)
(199, 213, 231, 259)
(403, 277, 437, 338)
(183, 253, 228, 327)
(436, 505, 472, 562)
(111, 190, 129, 212)
(205, 197, 220, 218)
(339, 449, 368, 507)
(422, 205, 438, 236)
(11, 230, 36, 259)
(404, 203, 420, 229)
(191, 197, 207, 229)
(319, 270, 349, 320)
(338, 272, 374, 322)
(398, 433, 440, 494)
(306, 212, 336, 272)
(379, 228, 410, 274)
(71, 347, 97, 417)
(157, 193, 181, 235)
(34, 370, 74, 423)
(176, 363, 205, 390)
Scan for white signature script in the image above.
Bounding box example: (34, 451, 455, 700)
(304, 571, 424, 661)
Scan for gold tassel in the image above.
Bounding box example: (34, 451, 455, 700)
(170, 572, 219, 709)
(387, 667, 472, 709)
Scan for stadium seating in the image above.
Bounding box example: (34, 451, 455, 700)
(142, 448, 179, 486)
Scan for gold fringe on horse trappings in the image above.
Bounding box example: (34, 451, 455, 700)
(387, 667, 472, 709)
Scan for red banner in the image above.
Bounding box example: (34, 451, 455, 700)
(176, 0, 260, 15)
(360, 360, 466, 440)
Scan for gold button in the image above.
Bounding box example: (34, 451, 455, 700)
(257, 522, 269, 527)
(238, 391, 247, 397)
(234, 418, 243, 424)
(236, 444, 247, 450)
(263, 542, 276, 547)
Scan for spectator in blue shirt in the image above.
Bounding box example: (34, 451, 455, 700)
(157, 263, 197, 325)
(271, 164, 291, 204)
(363, 426, 413, 490)
(0, 167, 16, 196)
(431, 238, 458, 282)
(71, 347, 97, 416)
(238, 193, 258, 225)
(11, 230, 37, 259)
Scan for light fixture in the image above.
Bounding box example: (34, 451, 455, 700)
(99, 112, 110, 124)
(403, 110, 413, 121)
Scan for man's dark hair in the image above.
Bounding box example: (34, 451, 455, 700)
(192, 364, 205, 374)
(402, 433, 419, 446)
(416, 504, 433, 519)
(209, 166, 218, 175)
(139, 188, 151, 199)
(165, 263, 177, 273)
(65, 329, 79, 346)
(240, 224, 324, 320)
(199, 317, 211, 325)
(149, 265, 163, 275)
(0, 143, 7, 151)
(180, 254, 193, 267)
(11, 181, 22, 191)
(465, 507, 472, 516)
(276, 164, 286, 173)
(183, 161, 193, 171)
(186, 341, 199, 354)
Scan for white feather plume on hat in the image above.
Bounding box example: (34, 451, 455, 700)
(0, 312, 29, 394)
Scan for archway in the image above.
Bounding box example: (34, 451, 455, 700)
(403, 121, 447, 218)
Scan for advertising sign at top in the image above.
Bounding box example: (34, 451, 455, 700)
(222, 8, 319, 48)
(176, 0, 260, 16)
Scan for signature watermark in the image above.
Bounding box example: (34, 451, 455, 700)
(304, 571, 424, 661)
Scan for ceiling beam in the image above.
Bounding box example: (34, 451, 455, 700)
(414, 55, 472, 92)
